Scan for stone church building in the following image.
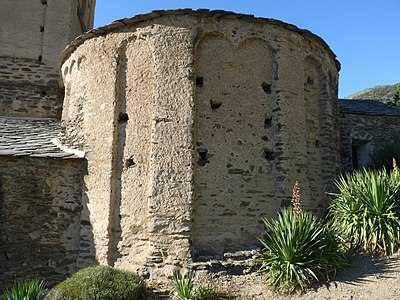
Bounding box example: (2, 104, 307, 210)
(0, 1, 399, 288)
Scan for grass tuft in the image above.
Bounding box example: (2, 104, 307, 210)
(3, 278, 46, 300)
(171, 270, 227, 300)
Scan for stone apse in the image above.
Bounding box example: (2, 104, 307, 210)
(60, 10, 340, 277)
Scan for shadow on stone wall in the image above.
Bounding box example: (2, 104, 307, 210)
(0, 157, 95, 290)
(76, 162, 98, 270)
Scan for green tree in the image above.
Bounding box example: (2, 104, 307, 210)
(393, 85, 400, 108)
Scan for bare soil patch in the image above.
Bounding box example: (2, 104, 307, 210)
(151, 252, 400, 300)
(217, 252, 400, 300)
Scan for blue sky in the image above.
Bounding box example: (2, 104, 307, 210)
(94, 0, 399, 98)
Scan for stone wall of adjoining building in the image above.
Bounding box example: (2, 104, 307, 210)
(0, 0, 96, 119)
(0, 0, 95, 64)
(0, 157, 85, 290)
(340, 113, 400, 172)
(0, 56, 61, 118)
(60, 10, 340, 277)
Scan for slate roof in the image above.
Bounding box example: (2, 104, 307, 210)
(339, 99, 400, 116)
(0, 117, 78, 158)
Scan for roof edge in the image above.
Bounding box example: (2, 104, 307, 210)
(339, 98, 400, 116)
(51, 138, 86, 158)
(59, 9, 340, 71)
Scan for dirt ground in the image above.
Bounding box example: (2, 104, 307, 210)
(152, 252, 400, 300)
(207, 252, 400, 300)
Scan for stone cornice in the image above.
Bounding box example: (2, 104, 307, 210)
(59, 9, 340, 71)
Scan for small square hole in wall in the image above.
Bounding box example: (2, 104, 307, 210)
(198, 148, 209, 166)
(261, 81, 271, 94)
(118, 112, 129, 123)
(264, 117, 272, 129)
(40, 26, 45, 32)
(125, 157, 135, 168)
(210, 99, 222, 111)
(263, 148, 274, 161)
(196, 77, 204, 87)
(41, 0, 47, 4)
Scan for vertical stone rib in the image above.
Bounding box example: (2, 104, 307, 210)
(272, 58, 287, 208)
(113, 35, 153, 270)
(40, 2, 47, 60)
(107, 40, 128, 265)
(304, 57, 324, 212)
(319, 68, 340, 199)
(146, 28, 195, 270)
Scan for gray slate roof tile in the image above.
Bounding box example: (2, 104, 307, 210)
(339, 99, 400, 116)
(0, 117, 77, 158)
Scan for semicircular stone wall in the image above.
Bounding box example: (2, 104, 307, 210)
(60, 10, 340, 277)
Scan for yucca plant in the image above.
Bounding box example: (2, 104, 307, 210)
(257, 208, 346, 293)
(3, 279, 46, 300)
(172, 270, 195, 300)
(257, 181, 347, 293)
(171, 270, 225, 300)
(329, 167, 400, 255)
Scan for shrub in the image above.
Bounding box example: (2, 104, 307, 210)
(370, 142, 400, 170)
(44, 266, 147, 300)
(3, 279, 46, 300)
(192, 285, 222, 300)
(329, 167, 400, 255)
(256, 208, 347, 293)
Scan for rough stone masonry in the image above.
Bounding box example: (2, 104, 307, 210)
(60, 9, 341, 278)
(0, 0, 96, 289)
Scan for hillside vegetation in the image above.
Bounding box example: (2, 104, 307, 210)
(346, 82, 400, 105)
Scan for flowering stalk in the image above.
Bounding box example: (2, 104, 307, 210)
(393, 158, 398, 174)
(291, 180, 302, 218)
